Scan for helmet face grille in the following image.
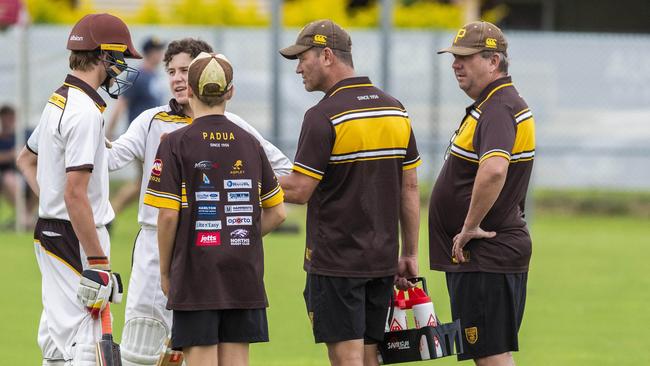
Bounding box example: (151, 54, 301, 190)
(102, 50, 139, 99)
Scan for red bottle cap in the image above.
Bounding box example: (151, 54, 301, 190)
(407, 287, 431, 306)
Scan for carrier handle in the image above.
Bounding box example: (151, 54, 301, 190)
(407, 276, 428, 294)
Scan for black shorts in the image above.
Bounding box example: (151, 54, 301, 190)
(446, 272, 527, 361)
(171, 308, 269, 349)
(303, 273, 393, 344)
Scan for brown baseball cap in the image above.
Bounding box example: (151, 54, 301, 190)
(279, 19, 352, 59)
(438, 21, 507, 56)
(188, 52, 233, 100)
(67, 13, 142, 59)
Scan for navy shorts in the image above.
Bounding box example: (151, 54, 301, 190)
(171, 308, 268, 349)
(304, 273, 393, 344)
(446, 272, 527, 360)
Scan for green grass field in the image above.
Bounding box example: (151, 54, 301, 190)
(1, 204, 649, 365)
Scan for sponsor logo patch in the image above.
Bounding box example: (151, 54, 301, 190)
(202, 173, 211, 184)
(227, 192, 250, 202)
(465, 327, 478, 344)
(224, 204, 253, 213)
(195, 191, 219, 201)
(196, 231, 220, 246)
(230, 160, 244, 175)
(197, 204, 218, 219)
(226, 216, 252, 226)
(151, 159, 163, 176)
(195, 220, 222, 230)
(194, 160, 219, 170)
(230, 228, 250, 245)
(224, 179, 252, 189)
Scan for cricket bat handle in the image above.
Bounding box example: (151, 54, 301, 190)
(101, 303, 113, 336)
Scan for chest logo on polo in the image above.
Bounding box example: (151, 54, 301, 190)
(202, 131, 235, 141)
(465, 327, 478, 344)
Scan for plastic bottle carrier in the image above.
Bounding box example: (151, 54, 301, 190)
(378, 277, 463, 364)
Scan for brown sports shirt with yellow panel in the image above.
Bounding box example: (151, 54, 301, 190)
(144, 115, 283, 310)
(429, 76, 535, 273)
(294, 76, 421, 278)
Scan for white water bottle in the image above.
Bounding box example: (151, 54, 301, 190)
(409, 287, 444, 359)
(385, 290, 409, 332)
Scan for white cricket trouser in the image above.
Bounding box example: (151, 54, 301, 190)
(35, 224, 111, 363)
(125, 227, 172, 331)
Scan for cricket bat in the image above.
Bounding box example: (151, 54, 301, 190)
(156, 339, 184, 366)
(96, 303, 122, 366)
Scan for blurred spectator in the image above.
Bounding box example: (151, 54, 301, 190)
(0, 105, 36, 226)
(107, 36, 165, 215)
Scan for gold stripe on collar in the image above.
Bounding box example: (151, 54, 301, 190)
(329, 83, 373, 97)
(476, 83, 513, 111)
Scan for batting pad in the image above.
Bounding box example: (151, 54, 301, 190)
(121, 317, 168, 366)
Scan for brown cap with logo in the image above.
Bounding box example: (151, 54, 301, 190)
(279, 19, 352, 59)
(67, 13, 142, 59)
(438, 21, 507, 56)
(188, 52, 233, 100)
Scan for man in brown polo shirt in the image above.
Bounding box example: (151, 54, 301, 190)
(429, 21, 536, 365)
(279, 19, 421, 366)
(144, 52, 286, 365)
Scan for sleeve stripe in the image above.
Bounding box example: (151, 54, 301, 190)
(294, 162, 324, 175)
(293, 165, 323, 180)
(145, 188, 181, 202)
(480, 150, 511, 163)
(146, 187, 181, 199)
(402, 157, 422, 171)
(143, 193, 181, 210)
(66, 164, 94, 172)
(261, 187, 284, 208)
(402, 156, 421, 166)
(261, 184, 281, 201)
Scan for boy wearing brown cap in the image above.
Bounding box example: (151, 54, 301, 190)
(144, 52, 286, 366)
(15, 13, 140, 365)
(279, 19, 421, 366)
(430, 21, 536, 365)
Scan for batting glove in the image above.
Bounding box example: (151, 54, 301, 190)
(76, 256, 123, 319)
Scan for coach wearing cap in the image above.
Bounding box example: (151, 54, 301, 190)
(278, 19, 421, 366)
(429, 21, 536, 365)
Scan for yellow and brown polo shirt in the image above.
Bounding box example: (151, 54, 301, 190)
(429, 76, 535, 273)
(294, 76, 421, 277)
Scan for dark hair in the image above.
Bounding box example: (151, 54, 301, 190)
(480, 50, 509, 74)
(69, 50, 101, 71)
(164, 38, 213, 66)
(0, 105, 15, 116)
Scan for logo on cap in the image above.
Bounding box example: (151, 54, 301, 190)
(485, 38, 497, 48)
(313, 34, 327, 45)
(69, 35, 84, 41)
(454, 29, 466, 44)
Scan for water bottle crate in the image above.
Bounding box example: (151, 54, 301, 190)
(378, 319, 463, 364)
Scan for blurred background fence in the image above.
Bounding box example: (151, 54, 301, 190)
(1, 25, 649, 188)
